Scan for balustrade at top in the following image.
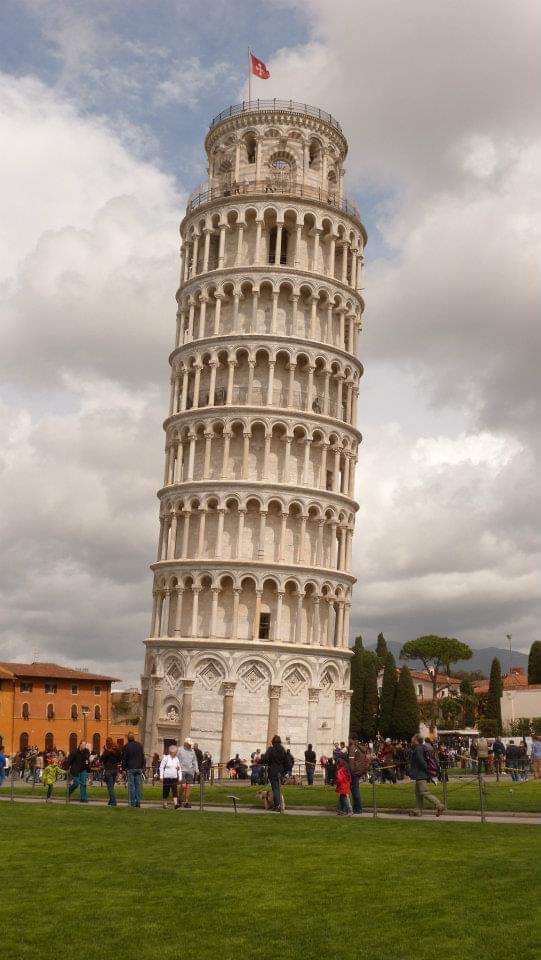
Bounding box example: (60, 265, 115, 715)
(186, 177, 360, 220)
(209, 100, 343, 130)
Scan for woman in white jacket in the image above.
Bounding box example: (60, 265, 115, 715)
(159, 745, 182, 809)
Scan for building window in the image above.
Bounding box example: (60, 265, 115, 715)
(69, 732, 78, 753)
(21, 702, 30, 720)
(19, 732, 29, 751)
(92, 732, 101, 754)
(21, 682, 33, 693)
(45, 683, 57, 694)
(258, 612, 271, 640)
(71, 684, 78, 695)
(71, 704, 78, 720)
(417, 685, 423, 697)
(94, 686, 101, 696)
(44, 732, 54, 753)
(46, 703, 55, 720)
(94, 705, 101, 721)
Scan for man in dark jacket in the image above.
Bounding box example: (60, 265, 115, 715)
(304, 744, 316, 785)
(348, 739, 369, 814)
(505, 740, 521, 782)
(409, 735, 444, 817)
(121, 733, 145, 807)
(67, 742, 90, 802)
(262, 735, 288, 811)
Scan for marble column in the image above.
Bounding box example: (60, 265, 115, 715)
(266, 684, 282, 744)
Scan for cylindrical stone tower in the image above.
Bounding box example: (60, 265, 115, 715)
(141, 100, 366, 764)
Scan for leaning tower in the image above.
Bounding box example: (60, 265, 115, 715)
(141, 99, 366, 766)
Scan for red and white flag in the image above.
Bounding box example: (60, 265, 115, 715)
(250, 52, 270, 79)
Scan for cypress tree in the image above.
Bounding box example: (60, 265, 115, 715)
(485, 657, 503, 733)
(528, 641, 541, 684)
(376, 631, 388, 670)
(360, 651, 379, 741)
(391, 666, 420, 741)
(349, 635, 365, 739)
(459, 677, 477, 727)
(379, 651, 398, 738)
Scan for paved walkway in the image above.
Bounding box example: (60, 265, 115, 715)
(2, 794, 539, 825)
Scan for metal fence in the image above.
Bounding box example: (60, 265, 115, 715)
(209, 100, 343, 131)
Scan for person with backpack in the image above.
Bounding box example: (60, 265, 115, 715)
(409, 735, 444, 817)
(262, 735, 288, 812)
(335, 758, 352, 815)
(67, 741, 91, 802)
(347, 738, 368, 814)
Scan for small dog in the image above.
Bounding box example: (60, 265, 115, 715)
(256, 788, 286, 812)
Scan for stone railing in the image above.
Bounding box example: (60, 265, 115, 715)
(186, 177, 360, 220)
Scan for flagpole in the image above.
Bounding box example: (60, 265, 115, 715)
(248, 47, 252, 104)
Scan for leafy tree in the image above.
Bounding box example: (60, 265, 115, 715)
(349, 635, 364, 739)
(485, 657, 503, 734)
(440, 696, 462, 727)
(400, 635, 472, 721)
(391, 666, 420, 741)
(378, 652, 398, 737)
(376, 632, 389, 670)
(528, 641, 541, 684)
(360, 651, 379, 741)
(478, 717, 499, 737)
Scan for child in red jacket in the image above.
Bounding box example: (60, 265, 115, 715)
(335, 759, 352, 815)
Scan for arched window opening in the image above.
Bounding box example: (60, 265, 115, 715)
(69, 732, 78, 753)
(92, 733, 101, 754)
(71, 704, 78, 720)
(19, 732, 29, 752)
(94, 705, 101, 721)
(21, 702, 30, 720)
(46, 703, 55, 720)
(246, 135, 256, 163)
(309, 140, 321, 170)
(44, 732, 54, 753)
(268, 227, 288, 265)
(258, 612, 271, 640)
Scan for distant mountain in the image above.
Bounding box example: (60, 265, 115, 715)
(366, 641, 528, 679)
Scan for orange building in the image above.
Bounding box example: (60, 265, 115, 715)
(0, 661, 139, 755)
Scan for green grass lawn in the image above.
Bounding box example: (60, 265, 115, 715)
(2, 804, 539, 960)
(3, 777, 541, 812)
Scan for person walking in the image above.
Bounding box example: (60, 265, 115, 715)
(100, 739, 121, 807)
(304, 744, 316, 785)
(67, 742, 91, 802)
(0, 746, 6, 788)
(492, 736, 506, 776)
(475, 736, 489, 774)
(178, 738, 199, 808)
(121, 733, 145, 807)
(505, 740, 520, 782)
(409, 735, 444, 817)
(159, 744, 182, 809)
(262, 735, 288, 812)
(335, 758, 352, 815)
(42, 755, 64, 801)
(347, 739, 368, 814)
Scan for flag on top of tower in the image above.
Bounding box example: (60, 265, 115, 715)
(250, 51, 270, 79)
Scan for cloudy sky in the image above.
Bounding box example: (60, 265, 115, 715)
(1, 0, 539, 685)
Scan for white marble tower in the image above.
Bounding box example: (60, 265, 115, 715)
(141, 99, 366, 765)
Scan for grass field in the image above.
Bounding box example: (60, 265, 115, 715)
(3, 777, 541, 812)
(2, 804, 540, 960)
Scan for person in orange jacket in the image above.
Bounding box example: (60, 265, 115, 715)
(335, 758, 352, 816)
